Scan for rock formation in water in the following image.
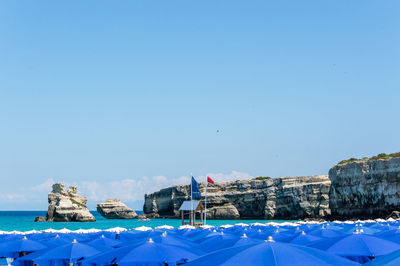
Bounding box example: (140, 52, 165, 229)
(97, 199, 138, 219)
(46, 183, 96, 222)
(34, 216, 45, 222)
(329, 157, 400, 219)
(144, 175, 331, 220)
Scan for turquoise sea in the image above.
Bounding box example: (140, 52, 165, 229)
(0, 211, 288, 232)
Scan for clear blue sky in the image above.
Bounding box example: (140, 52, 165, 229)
(0, 0, 399, 210)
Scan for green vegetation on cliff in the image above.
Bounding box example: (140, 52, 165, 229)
(338, 152, 400, 165)
(252, 176, 272, 181)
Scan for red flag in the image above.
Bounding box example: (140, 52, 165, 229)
(207, 176, 214, 184)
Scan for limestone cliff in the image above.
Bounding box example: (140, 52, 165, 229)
(46, 183, 96, 222)
(97, 199, 138, 219)
(329, 157, 400, 219)
(144, 175, 331, 220)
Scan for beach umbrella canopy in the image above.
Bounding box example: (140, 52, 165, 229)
(186, 229, 221, 242)
(32, 239, 105, 265)
(343, 226, 379, 235)
(118, 230, 151, 241)
(289, 231, 322, 245)
(198, 232, 240, 252)
(149, 231, 199, 249)
(0, 236, 47, 257)
(116, 232, 202, 252)
(185, 237, 358, 266)
(324, 232, 400, 263)
(366, 249, 400, 266)
(266, 229, 293, 242)
(39, 235, 72, 248)
(232, 234, 263, 247)
(308, 227, 348, 238)
(0, 234, 25, 242)
(374, 227, 400, 243)
(82, 238, 201, 266)
(246, 229, 272, 240)
(86, 235, 121, 247)
(12, 248, 50, 266)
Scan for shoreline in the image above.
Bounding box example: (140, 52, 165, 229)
(1, 217, 399, 234)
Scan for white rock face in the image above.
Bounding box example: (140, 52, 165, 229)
(97, 199, 138, 219)
(46, 183, 96, 222)
(329, 158, 400, 219)
(144, 175, 331, 220)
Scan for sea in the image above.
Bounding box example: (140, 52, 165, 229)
(0, 211, 285, 232)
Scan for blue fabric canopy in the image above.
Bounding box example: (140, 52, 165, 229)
(86, 235, 121, 247)
(32, 239, 106, 265)
(322, 232, 400, 263)
(198, 232, 241, 252)
(308, 227, 348, 238)
(82, 238, 202, 266)
(366, 249, 400, 266)
(0, 236, 47, 258)
(289, 231, 322, 245)
(185, 238, 359, 266)
(39, 235, 71, 248)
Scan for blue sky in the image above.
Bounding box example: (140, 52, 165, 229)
(0, 0, 399, 210)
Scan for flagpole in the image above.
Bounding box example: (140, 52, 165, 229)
(190, 173, 193, 226)
(205, 179, 207, 225)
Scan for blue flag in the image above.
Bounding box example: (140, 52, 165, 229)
(191, 176, 201, 200)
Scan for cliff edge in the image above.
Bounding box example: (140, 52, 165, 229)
(329, 157, 400, 219)
(144, 175, 331, 220)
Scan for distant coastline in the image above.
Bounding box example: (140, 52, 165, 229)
(144, 154, 400, 221)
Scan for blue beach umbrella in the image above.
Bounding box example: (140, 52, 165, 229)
(82, 238, 202, 266)
(366, 249, 400, 266)
(12, 249, 50, 266)
(267, 229, 293, 242)
(374, 226, 400, 244)
(198, 232, 240, 252)
(86, 235, 121, 247)
(246, 229, 272, 240)
(0, 236, 47, 258)
(117, 231, 199, 249)
(185, 236, 358, 266)
(118, 230, 151, 241)
(289, 226, 308, 235)
(39, 235, 71, 248)
(289, 231, 322, 245)
(232, 234, 263, 247)
(187, 229, 221, 242)
(344, 226, 379, 235)
(325, 231, 400, 263)
(149, 231, 199, 249)
(308, 227, 348, 238)
(32, 239, 105, 265)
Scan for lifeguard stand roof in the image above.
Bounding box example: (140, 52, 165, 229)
(179, 200, 204, 211)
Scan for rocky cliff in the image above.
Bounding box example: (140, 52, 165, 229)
(144, 175, 331, 220)
(46, 183, 96, 222)
(329, 157, 400, 219)
(97, 199, 138, 219)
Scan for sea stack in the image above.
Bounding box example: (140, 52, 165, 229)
(97, 199, 138, 219)
(46, 183, 96, 222)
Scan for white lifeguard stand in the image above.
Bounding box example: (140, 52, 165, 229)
(179, 200, 204, 227)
